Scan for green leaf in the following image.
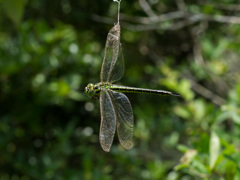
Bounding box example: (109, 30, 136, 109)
(177, 144, 189, 153)
(209, 131, 220, 170)
(174, 164, 188, 171)
(2, 0, 26, 26)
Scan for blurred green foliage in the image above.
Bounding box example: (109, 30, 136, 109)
(1, 0, 240, 179)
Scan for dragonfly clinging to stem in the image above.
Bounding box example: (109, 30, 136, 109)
(85, 0, 180, 152)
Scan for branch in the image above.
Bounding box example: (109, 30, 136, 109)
(204, 14, 240, 24)
(175, 0, 187, 12)
(190, 79, 226, 106)
(191, 22, 208, 65)
(92, 11, 185, 25)
(138, 0, 158, 22)
(199, 2, 240, 11)
(92, 12, 240, 32)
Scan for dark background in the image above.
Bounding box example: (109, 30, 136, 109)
(1, 0, 240, 179)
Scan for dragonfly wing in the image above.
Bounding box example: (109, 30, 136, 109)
(109, 90, 134, 150)
(99, 89, 116, 152)
(100, 23, 124, 83)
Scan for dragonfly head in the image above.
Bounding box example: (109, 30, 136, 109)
(85, 83, 95, 98)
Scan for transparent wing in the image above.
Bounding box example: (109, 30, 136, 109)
(100, 23, 124, 83)
(109, 90, 134, 150)
(99, 89, 116, 152)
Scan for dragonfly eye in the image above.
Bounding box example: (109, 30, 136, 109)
(85, 83, 95, 97)
(85, 87, 88, 93)
(86, 83, 93, 89)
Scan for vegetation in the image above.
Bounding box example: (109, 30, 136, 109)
(1, 0, 240, 179)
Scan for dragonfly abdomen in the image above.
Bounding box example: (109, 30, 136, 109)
(110, 85, 179, 96)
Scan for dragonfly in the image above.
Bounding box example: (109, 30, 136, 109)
(85, 0, 179, 152)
